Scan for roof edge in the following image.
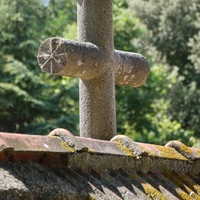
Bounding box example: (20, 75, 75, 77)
(0, 129, 200, 174)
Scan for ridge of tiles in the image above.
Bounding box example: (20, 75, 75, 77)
(0, 128, 200, 173)
(0, 128, 200, 199)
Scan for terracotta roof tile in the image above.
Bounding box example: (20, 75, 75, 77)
(0, 128, 200, 199)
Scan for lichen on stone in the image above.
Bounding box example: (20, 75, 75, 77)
(115, 141, 135, 156)
(61, 142, 75, 152)
(179, 144, 193, 154)
(141, 182, 167, 200)
(156, 145, 188, 160)
(88, 148, 96, 153)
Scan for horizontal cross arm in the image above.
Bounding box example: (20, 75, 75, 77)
(37, 37, 150, 87)
(114, 50, 150, 87)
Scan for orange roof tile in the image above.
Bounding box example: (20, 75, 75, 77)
(0, 128, 200, 199)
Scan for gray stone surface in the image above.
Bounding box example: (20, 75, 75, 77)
(0, 162, 79, 200)
(0, 159, 199, 200)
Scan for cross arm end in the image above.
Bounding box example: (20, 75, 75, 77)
(114, 50, 150, 87)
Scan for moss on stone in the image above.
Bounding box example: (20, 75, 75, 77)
(179, 144, 193, 153)
(88, 148, 96, 153)
(49, 135, 57, 139)
(195, 149, 200, 157)
(163, 171, 196, 199)
(115, 141, 135, 156)
(156, 145, 188, 160)
(143, 150, 157, 157)
(177, 190, 192, 200)
(175, 173, 200, 197)
(142, 183, 167, 200)
(61, 142, 75, 152)
(39, 148, 44, 152)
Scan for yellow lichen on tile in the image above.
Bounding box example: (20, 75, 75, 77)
(164, 171, 183, 188)
(179, 143, 193, 153)
(163, 171, 197, 199)
(115, 141, 135, 156)
(39, 148, 44, 151)
(177, 190, 193, 200)
(61, 142, 75, 152)
(89, 196, 96, 200)
(88, 148, 96, 153)
(195, 149, 200, 157)
(142, 183, 167, 200)
(49, 135, 57, 139)
(156, 145, 188, 160)
(139, 147, 156, 157)
(175, 173, 200, 197)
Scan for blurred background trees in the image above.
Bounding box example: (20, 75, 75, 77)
(0, 0, 79, 134)
(129, 0, 200, 146)
(0, 0, 200, 147)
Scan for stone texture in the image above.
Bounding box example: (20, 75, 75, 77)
(166, 140, 200, 161)
(0, 161, 200, 200)
(0, 130, 200, 199)
(37, 38, 149, 87)
(111, 135, 148, 156)
(0, 162, 79, 200)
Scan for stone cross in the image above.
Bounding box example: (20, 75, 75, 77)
(37, 0, 150, 140)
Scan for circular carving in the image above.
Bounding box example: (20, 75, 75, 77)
(37, 37, 68, 74)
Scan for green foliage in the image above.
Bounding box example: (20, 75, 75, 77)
(129, 0, 199, 75)
(0, 0, 47, 65)
(113, 1, 146, 52)
(129, 0, 200, 146)
(188, 32, 200, 74)
(45, 0, 77, 38)
(0, 0, 79, 135)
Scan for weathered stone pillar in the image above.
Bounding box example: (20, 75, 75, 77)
(77, 0, 115, 140)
